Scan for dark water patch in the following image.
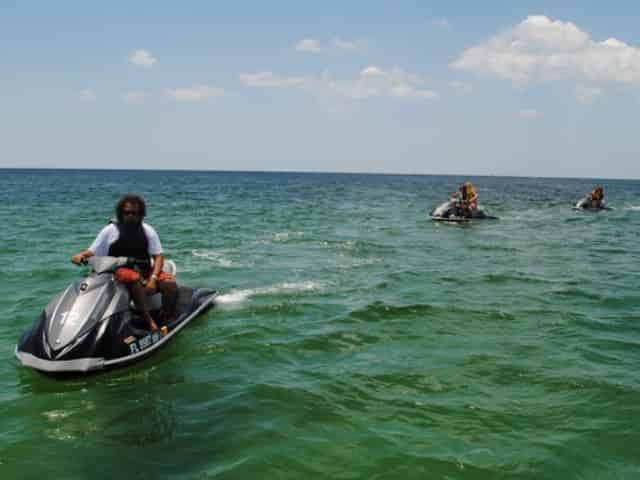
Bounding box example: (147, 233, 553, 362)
(240, 301, 322, 318)
(538, 320, 587, 343)
(516, 307, 567, 319)
(433, 304, 518, 324)
(550, 287, 602, 302)
(322, 376, 392, 413)
(481, 272, 550, 286)
(580, 315, 640, 340)
(334, 238, 397, 257)
(347, 301, 436, 323)
(437, 275, 469, 285)
(600, 295, 640, 309)
(350, 372, 452, 395)
(460, 356, 538, 391)
(282, 328, 383, 356)
(0, 246, 21, 256)
(248, 382, 353, 427)
(102, 399, 178, 446)
(531, 371, 640, 402)
(579, 334, 640, 366)
(577, 343, 627, 368)
(591, 247, 631, 255)
(366, 454, 538, 480)
(564, 215, 594, 223)
(385, 269, 424, 283)
(468, 243, 524, 253)
(373, 281, 389, 290)
(570, 312, 640, 338)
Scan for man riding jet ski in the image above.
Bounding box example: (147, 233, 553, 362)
(15, 194, 216, 374)
(575, 186, 609, 211)
(431, 181, 497, 222)
(72, 194, 175, 331)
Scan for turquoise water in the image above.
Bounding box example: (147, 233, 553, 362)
(2, 169, 640, 479)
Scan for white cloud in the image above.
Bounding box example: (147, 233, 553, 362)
(240, 71, 305, 88)
(295, 39, 322, 53)
(122, 91, 150, 103)
(361, 66, 383, 76)
(451, 15, 640, 86)
(128, 49, 157, 68)
(295, 36, 363, 54)
(165, 85, 224, 101)
(332, 36, 361, 51)
(519, 108, 543, 120)
(240, 66, 436, 102)
(309, 66, 437, 101)
(79, 88, 96, 101)
(575, 85, 605, 104)
(435, 18, 450, 29)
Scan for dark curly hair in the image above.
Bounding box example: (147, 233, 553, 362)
(115, 194, 147, 223)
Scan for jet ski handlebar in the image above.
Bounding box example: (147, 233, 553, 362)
(84, 256, 151, 274)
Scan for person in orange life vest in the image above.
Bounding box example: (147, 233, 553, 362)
(71, 194, 177, 332)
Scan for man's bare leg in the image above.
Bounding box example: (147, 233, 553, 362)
(128, 281, 158, 331)
(157, 279, 178, 324)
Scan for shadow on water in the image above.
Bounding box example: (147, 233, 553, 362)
(6, 352, 230, 480)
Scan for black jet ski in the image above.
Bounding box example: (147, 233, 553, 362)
(15, 256, 216, 374)
(430, 199, 498, 222)
(574, 196, 611, 211)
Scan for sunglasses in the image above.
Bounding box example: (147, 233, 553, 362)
(122, 210, 140, 216)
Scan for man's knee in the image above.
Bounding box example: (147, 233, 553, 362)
(158, 279, 177, 293)
(126, 280, 144, 293)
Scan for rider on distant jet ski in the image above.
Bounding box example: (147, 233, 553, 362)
(448, 181, 479, 218)
(431, 181, 495, 221)
(71, 194, 177, 331)
(575, 186, 606, 210)
(588, 186, 605, 209)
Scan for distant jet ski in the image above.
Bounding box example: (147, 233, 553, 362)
(575, 186, 610, 211)
(15, 256, 217, 374)
(430, 199, 498, 222)
(574, 196, 611, 211)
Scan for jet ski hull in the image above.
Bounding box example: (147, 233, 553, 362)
(15, 258, 217, 374)
(575, 197, 610, 211)
(574, 206, 611, 212)
(430, 200, 498, 222)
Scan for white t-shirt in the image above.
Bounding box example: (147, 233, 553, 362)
(88, 223, 163, 257)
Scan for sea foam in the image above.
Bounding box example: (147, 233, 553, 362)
(215, 281, 322, 307)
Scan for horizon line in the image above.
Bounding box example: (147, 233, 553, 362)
(0, 166, 637, 182)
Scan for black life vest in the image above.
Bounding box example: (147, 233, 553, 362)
(108, 222, 150, 267)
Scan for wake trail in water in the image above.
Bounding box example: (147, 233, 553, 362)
(191, 250, 235, 267)
(215, 281, 323, 308)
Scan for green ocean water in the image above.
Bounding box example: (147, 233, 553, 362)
(2, 169, 640, 479)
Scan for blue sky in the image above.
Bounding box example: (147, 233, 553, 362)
(2, 1, 640, 178)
